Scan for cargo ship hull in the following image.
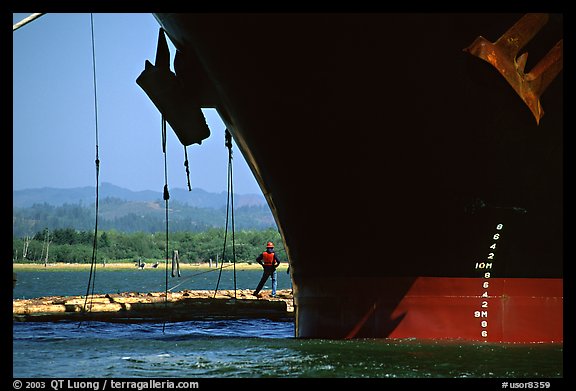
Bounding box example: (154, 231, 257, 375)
(296, 276, 562, 342)
(147, 13, 563, 342)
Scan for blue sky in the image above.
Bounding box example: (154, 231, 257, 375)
(13, 13, 262, 195)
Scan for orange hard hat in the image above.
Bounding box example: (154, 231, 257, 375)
(266, 241, 274, 248)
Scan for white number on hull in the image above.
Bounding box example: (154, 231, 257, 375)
(474, 222, 503, 340)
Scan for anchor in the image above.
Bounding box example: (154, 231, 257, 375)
(464, 13, 563, 124)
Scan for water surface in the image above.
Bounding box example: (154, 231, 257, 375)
(12, 269, 563, 379)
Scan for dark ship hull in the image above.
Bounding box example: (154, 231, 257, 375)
(147, 13, 563, 342)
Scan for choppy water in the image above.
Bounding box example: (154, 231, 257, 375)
(12, 320, 564, 379)
(12, 269, 563, 379)
(12, 320, 563, 379)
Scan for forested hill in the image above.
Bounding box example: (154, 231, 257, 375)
(13, 182, 265, 208)
(13, 184, 276, 237)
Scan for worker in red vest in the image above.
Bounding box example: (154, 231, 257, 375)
(253, 241, 281, 297)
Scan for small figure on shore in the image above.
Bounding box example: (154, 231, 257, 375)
(253, 241, 281, 297)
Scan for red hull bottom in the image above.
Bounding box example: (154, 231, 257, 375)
(294, 277, 563, 343)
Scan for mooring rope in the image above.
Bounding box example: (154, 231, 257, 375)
(168, 263, 234, 292)
(229, 135, 237, 298)
(161, 116, 170, 332)
(213, 130, 237, 299)
(184, 146, 192, 191)
(81, 13, 101, 322)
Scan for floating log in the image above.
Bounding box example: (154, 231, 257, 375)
(13, 289, 293, 323)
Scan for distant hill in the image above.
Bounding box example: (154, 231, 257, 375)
(13, 182, 267, 208)
(12, 183, 275, 237)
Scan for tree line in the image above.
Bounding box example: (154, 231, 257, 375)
(13, 227, 285, 265)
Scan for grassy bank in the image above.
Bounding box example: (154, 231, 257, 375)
(13, 262, 289, 272)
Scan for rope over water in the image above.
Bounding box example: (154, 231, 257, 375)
(213, 129, 237, 299)
(161, 116, 170, 333)
(81, 13, 101, 323)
